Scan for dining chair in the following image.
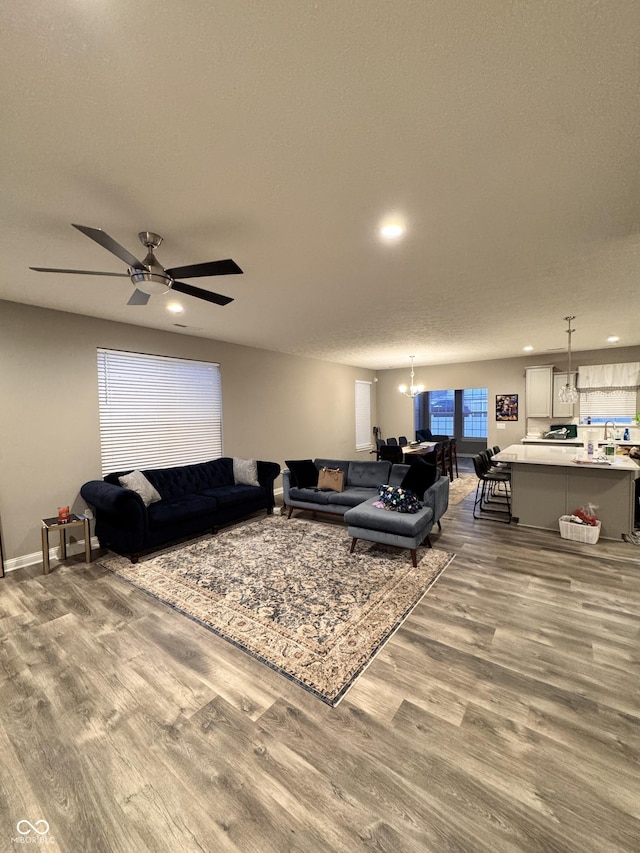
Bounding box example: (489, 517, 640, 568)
(379, 444, 404, 464)
(386, 437, 398, 446)
(398, 436, 408, 446)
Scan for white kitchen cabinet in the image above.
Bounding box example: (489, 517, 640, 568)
(525, 366, 554, 418)
(552, 372, 577, 418)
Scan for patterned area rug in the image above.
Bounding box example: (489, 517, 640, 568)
(99, 518, 454, 706)
(449, 473, 478, 505)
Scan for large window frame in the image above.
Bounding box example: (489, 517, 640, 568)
(415, 387, 488, 451)
(97, 348, 223, 476)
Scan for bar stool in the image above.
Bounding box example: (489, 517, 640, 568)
(472, 453, 511, 522)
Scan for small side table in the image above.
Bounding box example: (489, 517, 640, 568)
(41, 514, 91, 575)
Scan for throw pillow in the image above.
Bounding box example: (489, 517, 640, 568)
(401, 457, 438, 497)
(285, 459, 319, 488)
(118, 470, 162, 507)
(233, 457, 260, 487)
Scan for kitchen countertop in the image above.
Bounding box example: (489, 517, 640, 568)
(521, 438, 639, 446)
(496, 443, 640, 471)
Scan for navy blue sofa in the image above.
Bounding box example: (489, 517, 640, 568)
(81, 457, 280, 562)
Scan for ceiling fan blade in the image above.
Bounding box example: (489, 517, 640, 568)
(171, 281, 234, 305)
(165, 259, 243, 279)
(72, 224, 145, 269)
(127, 288, 150, 306)
(30, 266, 129, 277)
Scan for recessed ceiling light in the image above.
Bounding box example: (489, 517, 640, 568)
(167, 302, 184, 314)
(607, 335, 619, 343)
(523, 345, 533, 352)
(379, 222, 406, 240)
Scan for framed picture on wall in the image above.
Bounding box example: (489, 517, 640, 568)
(496, 394, 518, 421)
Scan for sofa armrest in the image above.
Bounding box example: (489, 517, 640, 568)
(256, 461, 281, 508)
(282, 470, 292, 503)
(256, 460, 281, 487)
(422, 475, 449, 523)
(80, 480, 147, 530)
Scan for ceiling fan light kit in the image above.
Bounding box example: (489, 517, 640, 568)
(30, 224, 243, 307)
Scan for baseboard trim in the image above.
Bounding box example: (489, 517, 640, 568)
(3, 536, 101, 575)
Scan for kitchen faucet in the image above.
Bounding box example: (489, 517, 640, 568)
(603, 421, 615, 441)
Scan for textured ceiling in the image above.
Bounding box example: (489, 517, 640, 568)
(1, 1, 639, 369)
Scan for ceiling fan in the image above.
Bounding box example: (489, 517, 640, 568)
(30, 224, 243, 306)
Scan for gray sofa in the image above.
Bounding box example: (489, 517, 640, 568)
(282, 457, 449, 526)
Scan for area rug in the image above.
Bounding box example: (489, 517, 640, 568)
(99, 518, 454, 706)
(448, 473, 478, 505)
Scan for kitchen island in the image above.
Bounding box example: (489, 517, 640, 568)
(493, 444, 639, 540)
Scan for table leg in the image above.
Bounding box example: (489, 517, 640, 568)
(59, 528, 67, 561)
(42, 526, 50, 575)
(83, 517, 91, 563)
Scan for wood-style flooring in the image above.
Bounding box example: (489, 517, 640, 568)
(1, 485, 639, 852)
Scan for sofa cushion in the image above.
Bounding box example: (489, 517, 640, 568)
(345, 499, 434, 536)
(285, 459, 319, 488)
(289, 487, 335, 505)
(346, 461, 391, 488)
(388, 464, 411, 486)
(118, 470, 162, 506)
(327, 488, 379, 507)
(143, 459, 234, 500)
(147, 495, 218, 529)
(314, 459, 350, 477)
(200, 484, 264, 508)
(401, 458, 439, 497)
(233, 458, 260, 487)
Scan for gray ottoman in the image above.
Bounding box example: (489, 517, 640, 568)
(344, 497, 435, 567)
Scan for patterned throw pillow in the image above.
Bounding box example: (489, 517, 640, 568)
(378, 485, 422, 513)
(118, 470, 162, 506)
(233, 457, 260, 487)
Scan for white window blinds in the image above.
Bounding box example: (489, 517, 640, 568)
(97, 348, 223, 476)
(355, 380, 372, 451)
(579, 390, 636, 423)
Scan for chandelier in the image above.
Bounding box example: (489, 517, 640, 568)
(398, 355, 424, 399)
(558, 316, 579, 404)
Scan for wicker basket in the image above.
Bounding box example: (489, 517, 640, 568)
(558, 515, 601, 544)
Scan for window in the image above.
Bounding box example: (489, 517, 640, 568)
(355, 380, 373, 451)
(579, 390, 636, 425)
(462, 388, 488, 438)
(429, 390, 454, 435)
(416, 387, 488, 443)
(97, 348, 223, 475)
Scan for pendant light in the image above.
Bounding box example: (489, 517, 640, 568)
(398, 355, 424, 398)
(558, 316, 579, 404)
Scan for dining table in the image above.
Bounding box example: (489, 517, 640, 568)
(401, 441, 438, 456)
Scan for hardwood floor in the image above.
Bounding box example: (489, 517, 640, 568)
(1, 489, 639, 852)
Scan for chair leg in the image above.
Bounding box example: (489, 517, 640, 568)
(410, 548, 417, 567)
(287, 505, 294, 519)
(350, 537, 358, 554)
(474, 475, 512, 523)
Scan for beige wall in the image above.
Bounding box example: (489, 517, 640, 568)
(0, 301, 377, 561)
(377, 347, 640, 451)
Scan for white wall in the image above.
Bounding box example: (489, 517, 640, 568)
(0, 301, 377, 561)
